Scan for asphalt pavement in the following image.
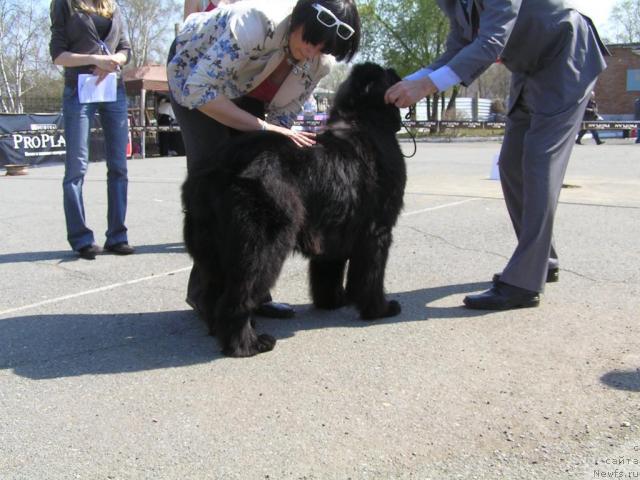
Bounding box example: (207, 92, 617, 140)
(1, 138, 639, 479)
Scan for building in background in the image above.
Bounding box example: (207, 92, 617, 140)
(595, 43, 640, 118)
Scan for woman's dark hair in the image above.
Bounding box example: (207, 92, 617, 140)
(290, 0, 360, 62)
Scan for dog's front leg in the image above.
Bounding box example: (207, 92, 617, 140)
(346, 230, 401, 320)
(215, 292, 276, 357)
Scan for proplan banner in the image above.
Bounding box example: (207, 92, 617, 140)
(0, 113, 66, 166)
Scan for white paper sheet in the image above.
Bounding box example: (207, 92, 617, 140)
(77, 72, 117, 104)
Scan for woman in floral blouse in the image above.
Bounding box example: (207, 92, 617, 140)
(168, 0, 360, 319)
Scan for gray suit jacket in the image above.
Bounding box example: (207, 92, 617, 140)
(429, 0, 608, 114)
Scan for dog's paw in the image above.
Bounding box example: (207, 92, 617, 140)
(256, 334, 276, 353)
(384, 300, 401, 317)
(359, 300, 401, 320)
(222, 333, 276, 357)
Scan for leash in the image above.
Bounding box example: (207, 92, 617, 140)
(401, 105, 418, 158)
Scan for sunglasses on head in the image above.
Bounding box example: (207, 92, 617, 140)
(311, 3, 355, 40)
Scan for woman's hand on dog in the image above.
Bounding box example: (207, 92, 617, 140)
(267, 124, 317, 148)
(197, 97, 316, 147)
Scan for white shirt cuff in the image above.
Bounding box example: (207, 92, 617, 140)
(428, 66, 461, 92)
(404, 67, 433, 82)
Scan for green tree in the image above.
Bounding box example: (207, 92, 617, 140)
(358, 0, 447, 77)
(357, 0, 451, 120)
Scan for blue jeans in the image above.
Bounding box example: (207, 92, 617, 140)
(62, 82, 129, 251)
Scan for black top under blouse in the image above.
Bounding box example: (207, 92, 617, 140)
(89, 13, 112, 41)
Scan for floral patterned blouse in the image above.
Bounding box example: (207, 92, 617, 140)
(168, 0, 334, 127)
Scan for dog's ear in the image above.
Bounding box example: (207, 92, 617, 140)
(349, 62, 387, 96)
(385, 68, 402, 85)
(330, 62, 398, 121)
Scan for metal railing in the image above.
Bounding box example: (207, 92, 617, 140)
(2, 121, 640, 142)
(3, 120, 640, 136)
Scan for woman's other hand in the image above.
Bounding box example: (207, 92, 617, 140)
(268, 123, 317, 147)
(197, 97, 316, 147)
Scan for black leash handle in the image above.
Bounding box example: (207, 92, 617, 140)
(401, 105, 418, 158)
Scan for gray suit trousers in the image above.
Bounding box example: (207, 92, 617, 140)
(497, 84, 594, 293)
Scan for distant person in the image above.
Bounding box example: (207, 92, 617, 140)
(576, 92, 604, 145)
(183, 0, 237, 19)
(635, 97, 640, 144)
(157, 96, 181, 156)
(50, 0, 135, 260)
(489, 98, 507, 122)
(385, 0, 609, 310)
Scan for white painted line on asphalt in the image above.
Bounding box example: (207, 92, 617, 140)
(401, 198, 481, 217)
(0, 266, 191, 317)
(0, 198, 480, 317)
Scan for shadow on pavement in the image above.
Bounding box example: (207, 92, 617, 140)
(262, 280, 494, 337)
(0, 242, 186, 264)
(600, 370, 640, 392)
(0, 309, 217, 380)
(1, 281, 492, 380)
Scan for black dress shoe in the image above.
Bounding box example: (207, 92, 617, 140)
(546, 267, 559, 282)
(464, 282, 540, 310)
(254, 301, 295, 319)
(492, 267, 559, 286)
(78, 244, 102, 260)
(104, 242, 135, 255)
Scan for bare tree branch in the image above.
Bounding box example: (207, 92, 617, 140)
(609, 0, 640, 43)
(0, 0, 57, 113)
(119, 0, 181, 68)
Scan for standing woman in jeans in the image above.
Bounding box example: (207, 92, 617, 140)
(50, 0, 135, 260)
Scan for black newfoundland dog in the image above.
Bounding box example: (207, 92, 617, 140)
(182, 63, 406, 357)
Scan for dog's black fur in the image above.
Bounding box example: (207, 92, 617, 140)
(182, 63, 406, 357)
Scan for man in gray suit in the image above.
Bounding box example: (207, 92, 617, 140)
(385, 0, 609, 310)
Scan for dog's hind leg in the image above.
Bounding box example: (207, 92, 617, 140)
(309, 259, 348, 309)
(199, 267, 224, 336)
(346, 230, 401, 320)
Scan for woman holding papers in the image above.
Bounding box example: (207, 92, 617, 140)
(49, 0, 134, 260)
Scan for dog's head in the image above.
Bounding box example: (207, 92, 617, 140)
(329, 62, 402, 131)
